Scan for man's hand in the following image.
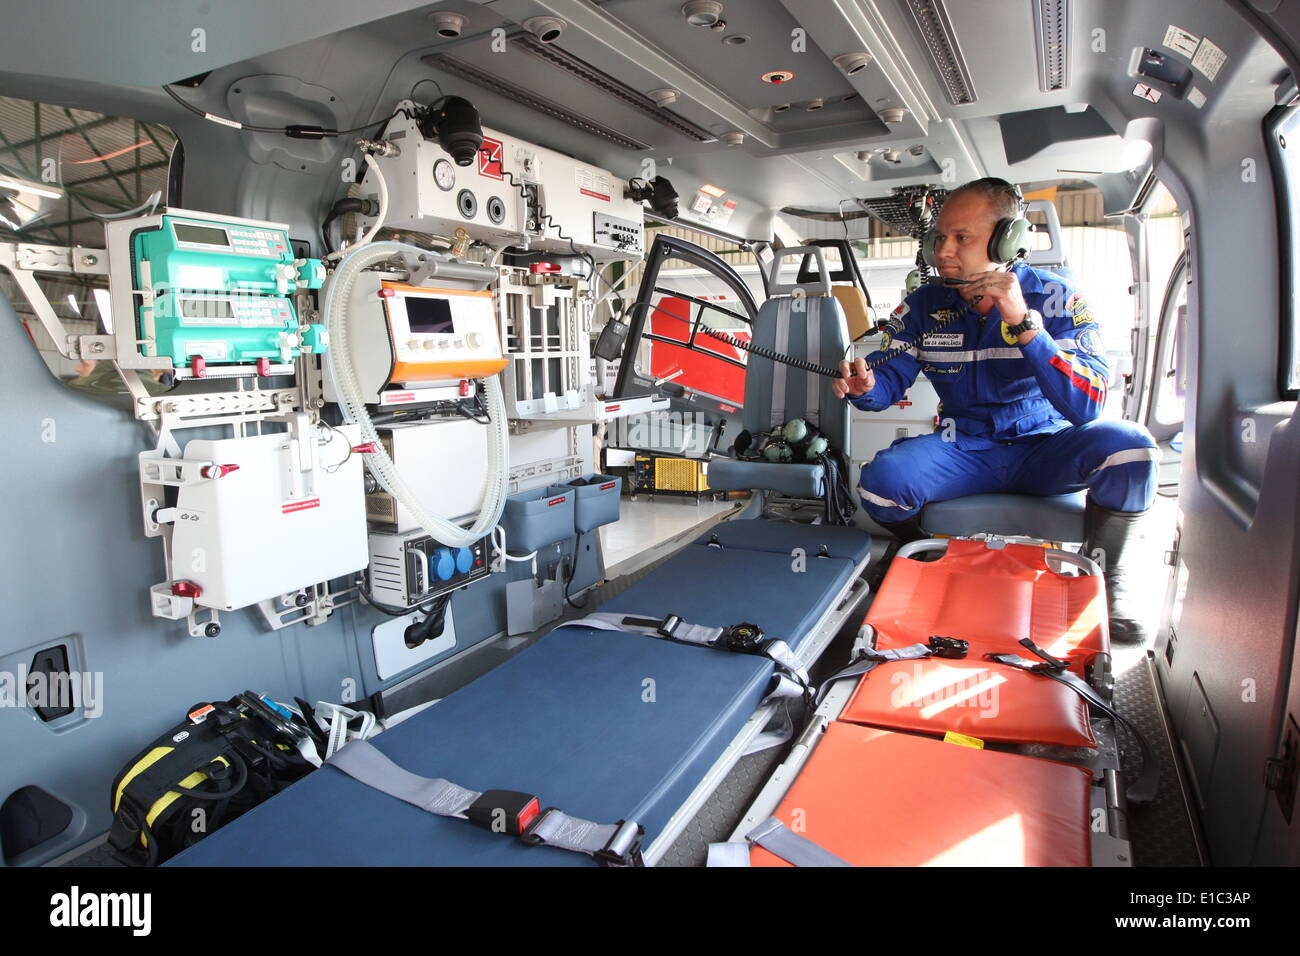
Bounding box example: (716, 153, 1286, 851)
(834, 358, 875, 399)
(960, 270, 1029, 326)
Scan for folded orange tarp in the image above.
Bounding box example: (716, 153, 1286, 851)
(751, 722, 1093, 867)
(868, 540, 1108, 677)
(839, 655, 1096, 748)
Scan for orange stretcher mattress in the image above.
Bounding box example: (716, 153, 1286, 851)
(839, 656, 1096, 748)
(868, 539, 1109, 677)
(751, 722, 1093, 867)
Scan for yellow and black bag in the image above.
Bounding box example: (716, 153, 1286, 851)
(108, 695, 314, 865)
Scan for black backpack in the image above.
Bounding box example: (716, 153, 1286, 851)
(108, 695, 315, 866)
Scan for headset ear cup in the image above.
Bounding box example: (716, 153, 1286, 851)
(921, 228, 938, 266)
(783, 419, 808, 442)
(992, 217, 1033, 264)
(807, 436, 829, 458)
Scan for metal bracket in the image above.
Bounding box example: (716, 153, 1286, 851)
(257, 582, 340, 630)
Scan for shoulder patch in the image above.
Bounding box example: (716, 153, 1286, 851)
(1071, 307, 1095, 327)
(1076, 327, 1102, 356)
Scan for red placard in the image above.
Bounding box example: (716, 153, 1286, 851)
(478, 137, 504, 180)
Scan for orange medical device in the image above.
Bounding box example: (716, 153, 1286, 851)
(378, 282, 507, 384)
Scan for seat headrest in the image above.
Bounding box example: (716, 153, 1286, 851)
(830, 286, 873, 342)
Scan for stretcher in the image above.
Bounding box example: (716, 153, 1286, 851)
(717, 537, 1139, 867)
(748, 722, 1094, 867)
(867, 538, 1110, 680)
(167, 519, 872, 866)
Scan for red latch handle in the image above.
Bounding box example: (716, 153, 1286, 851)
(200, 464, 240, 479)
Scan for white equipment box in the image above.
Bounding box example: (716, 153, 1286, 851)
(360, 102, 644, 262)
(366, 418, 492, 532)
(169, 426, 368, 611)
(849, 373, 942, 462)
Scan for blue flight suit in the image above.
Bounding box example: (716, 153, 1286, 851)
(851, 262, 1158, 523)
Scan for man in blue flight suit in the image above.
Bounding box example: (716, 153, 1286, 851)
(833, 178, 1159, 642)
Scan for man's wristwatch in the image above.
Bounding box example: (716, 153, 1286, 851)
(1004, 309, 1040, 340)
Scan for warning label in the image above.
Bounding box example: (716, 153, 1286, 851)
(282, 498, 321, 515)
(478, 137, 504, 180)
(1162, 24, 1199, 58)
(1191, 37, 1228, 82)
(1132, 82, 1162, 104)
(576, 166, 612, 202)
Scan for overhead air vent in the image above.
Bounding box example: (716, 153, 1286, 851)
(904, 0, 977, 105)
(423, 54, 652, 151)
(1033, 0, 1071, 92)
(511, 35, 717, 143)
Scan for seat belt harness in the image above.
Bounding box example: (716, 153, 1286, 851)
(707, 815, 853, 867)
(326, 739, 645, 866)
(988, 637, 1159, 804)
(559, 612, 810, 702)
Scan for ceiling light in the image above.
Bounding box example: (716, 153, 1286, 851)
(523, 16, 565, 43)
(833, 52, 873, 76)
(428, 11, 467, 38)
(682, 1, 724, 27)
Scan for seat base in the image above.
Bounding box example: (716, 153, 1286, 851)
(920, 492, 1087, 542)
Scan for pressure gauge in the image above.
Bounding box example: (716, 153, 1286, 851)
(433, 159, 456, 191)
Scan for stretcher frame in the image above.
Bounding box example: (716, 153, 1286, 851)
(725, 536, 1135, 867)
(643, 549, 873, 865)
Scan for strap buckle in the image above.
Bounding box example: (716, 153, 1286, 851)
(927, 635, 969, 659)
(594, 820, 646, 867)
(466, 789, 542, 837)
(656, 614, 683, 640)
(723, 622, 765, 653)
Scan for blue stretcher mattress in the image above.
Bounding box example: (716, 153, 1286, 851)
(602, 544, 860, 653)
(693, 518, 873, 564)
(167, 524, 869, 867)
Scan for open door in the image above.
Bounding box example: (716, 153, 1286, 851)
(610, 234, 760, 456)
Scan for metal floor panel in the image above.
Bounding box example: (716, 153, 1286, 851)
(1112, 647, 1203, 866)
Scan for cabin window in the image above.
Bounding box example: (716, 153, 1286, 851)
(0, 96, 179, 401)
(621, 224, 762, 407)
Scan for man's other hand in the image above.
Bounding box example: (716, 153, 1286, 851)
(834, 358, 876, 399)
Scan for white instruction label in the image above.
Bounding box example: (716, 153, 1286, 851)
(1162, 25, 1200, 58)
(1132, 82, 1162, 104)
(575, 166, 611, 202)
(1191, 37, 1228, 81)
(185, 340, 230, 361)
(1187, 86, 1207, 109)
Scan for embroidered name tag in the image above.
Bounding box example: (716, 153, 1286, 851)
(922, 332, 964, 348)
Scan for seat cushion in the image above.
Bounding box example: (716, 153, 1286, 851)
(693, 518, 872, 564)
(750, 722, 1092, 867)
(169, 626, 775, 866)
(920, 492, 1087, 542)
(707, 458, 825, 497)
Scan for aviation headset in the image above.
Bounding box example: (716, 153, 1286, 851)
(920, 179, 1033, 267)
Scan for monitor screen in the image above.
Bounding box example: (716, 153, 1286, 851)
(173, 223, 231, 247)
(405, 295, 454, 335)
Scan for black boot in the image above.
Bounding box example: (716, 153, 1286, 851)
(1083, 500, 1151, 645)
(867, 516, 929, 589)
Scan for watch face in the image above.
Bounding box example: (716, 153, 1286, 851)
(433, 159, 455, 191)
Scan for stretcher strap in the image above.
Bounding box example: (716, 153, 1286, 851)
(325, 740, 645, 865)
(814, 642, 933, 704)
(988, 641, 1158, 805)
(558, 613, 810, 698)
(707, 816, 853, 867)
